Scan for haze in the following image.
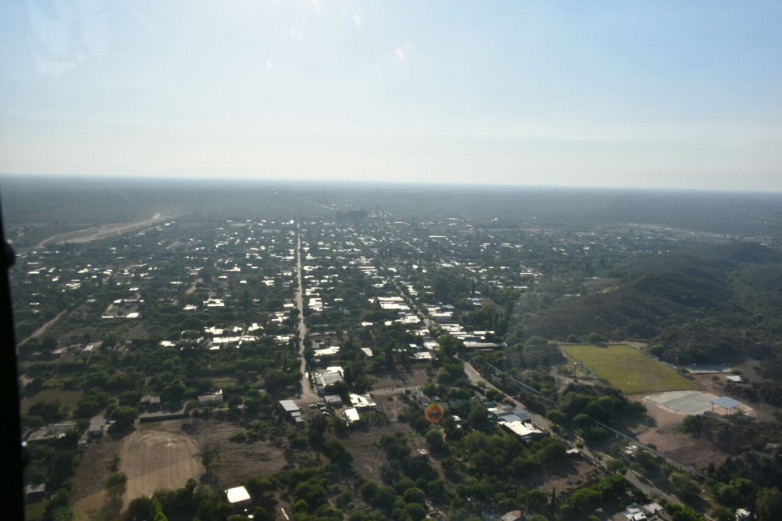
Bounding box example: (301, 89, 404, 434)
(1, 1, 781, 191)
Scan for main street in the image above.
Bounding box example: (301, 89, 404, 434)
(295, 226, 319, 403)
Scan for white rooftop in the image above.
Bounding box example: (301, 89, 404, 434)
(225, 485, 251, 504)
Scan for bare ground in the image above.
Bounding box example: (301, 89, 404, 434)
(119, 422, 203, 503)
(35, 213, 173, 248)
(72, 437, 123, 521)
(343, 423, 411, 483)
(631, 397, 729, 468)
(370, 366, 432, 389)
(533, 459, 601, 496)
(188, 419, 289, 486)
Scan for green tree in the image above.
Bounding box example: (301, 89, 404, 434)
(104, 472, 128, 500)
(111, 406, 139, 432)
(756, 487, 782, 521)
(403, 502, 427, 521)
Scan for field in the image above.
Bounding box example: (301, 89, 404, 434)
(560, 344, 699, 394)
(21, 388, 83, 415)
(119, 422, 203, 503)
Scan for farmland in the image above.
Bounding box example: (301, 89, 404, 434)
(561, 344, 700, 394)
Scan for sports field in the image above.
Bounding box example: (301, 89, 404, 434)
(561, 344, 699, 394)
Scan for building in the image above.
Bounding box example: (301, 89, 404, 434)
(24, 484, 46, 503)
(139, 405, 187, 423)
(198, 389, 224, 405)
(88, 416, 107, 438)
(225, 485, 252, 510)
(499, 419, 545, 442)
(26, 422, 77, 443)
(279, 400, 303, 424)
(343, 407, 361, 425)
(313, 366, 344, 395)
(712, 396, 743, 415)
(324, 395, 343, 407)
(623, 505, 647, 520)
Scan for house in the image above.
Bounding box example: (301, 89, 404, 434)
(198, 390, 224, 405)
(139, 394, 161, 410)
(500, 511, 522, 521)
(26, 422, 77, 443)
(24, 483, 46, 503)
(324, 395, 343, 407)
(343, 408, 360, 425)
(279, 400, 302, 424)
(313, 367, 344, 395)
(736, 508, 751, 521)
(623, 505, 647, 521)
(499, 419, 545, 442)
(88, 416, 107, 439)
(225, 485, 252, 510)
(139, 405, 187, 423)
(349, 393, 376, 409)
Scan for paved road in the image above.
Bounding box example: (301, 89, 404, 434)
(294, 228, 319, 403)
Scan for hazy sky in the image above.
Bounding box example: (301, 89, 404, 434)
(1, 1, 781, 191)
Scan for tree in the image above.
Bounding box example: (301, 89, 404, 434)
(669, 472, 700, 501)
(467, 401, 492, 432)
(425, 429, 447, 455)
(199, 441, 221, 480)
(111, 406, 139, 433)
(104, 472, 128, 500)
(324, 439, 353, 468)
(403, 502, 427, 521)
(756, 487, 782, 521)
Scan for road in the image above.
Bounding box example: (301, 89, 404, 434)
(19, 309, 67, 345)
(624, 470, 684, 508)
(294, 227, 319, 403)
(463, 359, 708, 515)
(461, 358, 552, 431)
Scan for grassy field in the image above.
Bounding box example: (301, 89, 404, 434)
(21, 388, 83, 416)
(561, 344, 699, 394)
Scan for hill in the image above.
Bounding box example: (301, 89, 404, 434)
(526, 244, 782, 364)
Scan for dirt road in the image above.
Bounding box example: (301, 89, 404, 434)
(461, 359, 552, 430)
(18, 309, 67, 345)
(295, 228, 318, 403)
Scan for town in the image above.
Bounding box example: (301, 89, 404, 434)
(9, 185, 782, 521)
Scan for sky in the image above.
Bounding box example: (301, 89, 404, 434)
(1, 0, 781, 191)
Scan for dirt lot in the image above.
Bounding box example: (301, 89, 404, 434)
(370, 366, 432, 389)
(119, 422, 203, 503)
(631, 397, 729, 468)
(344, 423, 409, 483)
(35, 213, 173, 248)
(188, 419, 289, 486)
(532, 459, 600, 496)
(73, 437, 123, 520)
(73, 418, 291, 519)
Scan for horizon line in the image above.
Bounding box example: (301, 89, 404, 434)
(1, 172, 781, 196)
